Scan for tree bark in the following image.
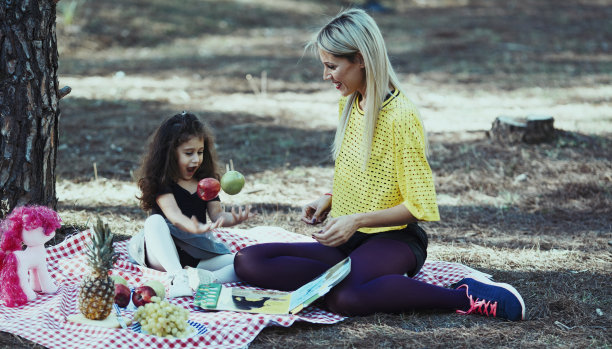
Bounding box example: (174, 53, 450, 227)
(0, 0, 60, 212)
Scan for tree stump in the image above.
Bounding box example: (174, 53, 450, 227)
(490, 115, 555, 144)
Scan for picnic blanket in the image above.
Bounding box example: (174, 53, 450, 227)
(0, 226, 489, 349)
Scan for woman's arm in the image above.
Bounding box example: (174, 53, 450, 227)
(353, 203, 417, 228)
(156, 193, 223, 234)
(313, 204, 416, 247)
(207, 201, 253, 227)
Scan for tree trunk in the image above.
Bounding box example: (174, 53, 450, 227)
(0, 0, 61, 212)
(489, 115, 555, 144)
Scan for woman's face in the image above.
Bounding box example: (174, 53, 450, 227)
(319, 49, 366, 97)
(176, 136, 204, 181)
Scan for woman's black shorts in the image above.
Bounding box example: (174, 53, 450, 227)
(336, 223, 428, 277)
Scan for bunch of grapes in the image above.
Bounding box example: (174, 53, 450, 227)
(133, 297, 192, 338)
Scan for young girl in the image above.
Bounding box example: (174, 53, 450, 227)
(128, 112, 253, 297)
(234, 9, 525, 320)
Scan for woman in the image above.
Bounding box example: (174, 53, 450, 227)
(234, 8, 524, 320)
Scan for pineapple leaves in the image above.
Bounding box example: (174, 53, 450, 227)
(85, 217, 119, 271)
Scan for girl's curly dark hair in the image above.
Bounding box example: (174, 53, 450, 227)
(136, 112, 220, 211)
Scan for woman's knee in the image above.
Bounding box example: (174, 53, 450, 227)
(325, 287, 363, 316)
(234, 244, 278, 279)
(234, 246, 258, 279)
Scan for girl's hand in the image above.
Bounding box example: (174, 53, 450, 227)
(301, 195, 332, 225)
(312, 215, 359, 247)
(191, 215, 224, 234)
(207, 201, 255, 228)
(228, 205, 255, 225)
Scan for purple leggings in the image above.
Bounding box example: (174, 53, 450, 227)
(234, 238, 469, 316)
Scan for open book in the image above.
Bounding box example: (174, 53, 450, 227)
(194, 257, 351, 314)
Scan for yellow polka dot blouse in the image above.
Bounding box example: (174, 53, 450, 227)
(330, 90, 440, 234)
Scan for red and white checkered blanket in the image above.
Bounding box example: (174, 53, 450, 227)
(0, 226, 488, 349)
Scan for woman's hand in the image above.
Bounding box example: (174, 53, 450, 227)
(191, 215, 224, 234)
(312, 215, 359, 247)
(311, 204, 419, 247)
(301, 195, 332, 225)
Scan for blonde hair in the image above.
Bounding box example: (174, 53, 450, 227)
(309, 8, 427, 166)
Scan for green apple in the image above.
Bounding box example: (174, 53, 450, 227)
(221, 170, 245, 195)
(144, 279, 165, 300)
(110, 275, 128, 286)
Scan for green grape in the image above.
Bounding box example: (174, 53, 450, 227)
(133, 297, 191, 338)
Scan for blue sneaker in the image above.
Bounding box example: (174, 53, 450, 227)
(454, 276, 525, 321)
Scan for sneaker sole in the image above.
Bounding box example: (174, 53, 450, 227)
(467, 273, 526, 320)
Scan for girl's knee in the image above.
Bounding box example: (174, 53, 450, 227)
(144, 215, 170, 238)
(145, 214, 165, 227)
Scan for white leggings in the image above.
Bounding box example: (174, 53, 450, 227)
(143, 215, 238, 282)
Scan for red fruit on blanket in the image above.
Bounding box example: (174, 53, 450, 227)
(114, 283, 131, 308)
(197, 178, 220, 201)
(132, 285, 156, 307)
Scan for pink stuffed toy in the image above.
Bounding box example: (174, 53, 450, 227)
(0, 205, 62, 307)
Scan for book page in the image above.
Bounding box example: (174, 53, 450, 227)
(215, 287, 292, 314)
(289, 257, 351, 311)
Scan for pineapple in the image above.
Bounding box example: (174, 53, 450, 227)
(78, 217, 118, 320)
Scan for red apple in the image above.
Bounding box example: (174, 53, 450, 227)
(132, 285, 156, 307)
(114, 283, 131, 308)
(197, 178, 220, 201)
(144, 280, 165, 300)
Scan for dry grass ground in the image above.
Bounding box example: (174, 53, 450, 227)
(2, 0, 611, 347)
